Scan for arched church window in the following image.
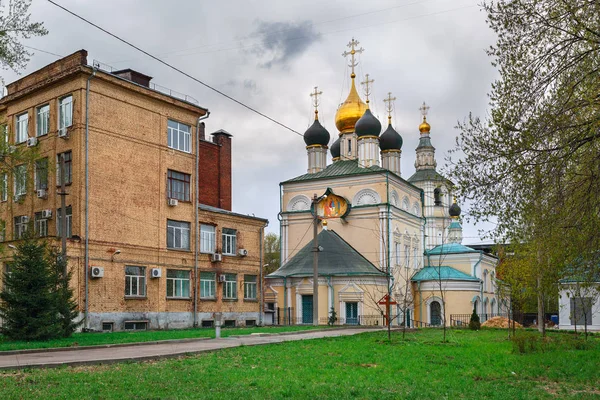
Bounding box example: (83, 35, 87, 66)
(352, 189, 381, 206)
(287, 195, 311, 212)
(434, 187, 442, 206)
(430, 301, 441, 326)
(402, 196, 410, 210)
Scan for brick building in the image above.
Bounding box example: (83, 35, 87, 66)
(0, 50, 268, 331)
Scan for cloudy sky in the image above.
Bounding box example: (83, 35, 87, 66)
(5, 0, 498, 243)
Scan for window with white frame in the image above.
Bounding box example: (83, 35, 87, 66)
(166, 269, 190, 298)
(167, 120, 191, 153)
(167, 170, 190, 201)
(223, 273, 237, 299)
(56, 151, 72, 185)
(13, 164, 27, 197)
(244, 275, 257, 300)
(13, 216, 28, 239)
(222, 228, 237, 255)
(34, 212, 48, 237)
(1, 124, 7, 144)
(395, 242, 401, 265)
(15, 112, 28, 143)
(57, 205, 72, 238)
(167, 220, 190, 250)
(35, 158, 48, 190)
(200, 272, 216, 299)
(125, 266, 146, 297)
(0, 173, 7, 202)
(58, 95, 73, 136)
(200, 224, 216, 253)
(404, 244, 410, 267)
(36, 104, 50, 137)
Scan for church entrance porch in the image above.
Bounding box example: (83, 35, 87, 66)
(345, 302, 359, 325)
(301, 295, 313, 324)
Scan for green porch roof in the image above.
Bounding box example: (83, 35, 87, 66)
(407, 168, 453, 185)
(411, 266, 480, 282)
(266, 229, 386, 278)
(426, 243, 480, 256)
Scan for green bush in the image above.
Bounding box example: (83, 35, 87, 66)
(468, 307, 480, 330)
(328, 307, 337, 326)
(511, 332, 540, 354)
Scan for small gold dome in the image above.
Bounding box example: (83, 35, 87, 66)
(419, 117, 431, 133)
(335, 78, 367, 134)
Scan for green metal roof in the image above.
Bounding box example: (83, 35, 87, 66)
(411, 266, 480, 282)
(282, 160, 388, 183)
(266, 229, 386, 278)
(426, 243, 480, 256)
(407, 168, 453, 184)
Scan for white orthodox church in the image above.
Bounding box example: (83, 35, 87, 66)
(265, 39, 501, 327)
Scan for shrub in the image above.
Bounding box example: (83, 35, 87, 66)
(511, 332, 540, 354)
(469, 307, 481, 330)
(328, 307, 337, 326)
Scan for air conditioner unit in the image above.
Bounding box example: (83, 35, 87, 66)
(20, 215, 29, 224)
(151, 268, 162, 278)
(37, 189, 47, 199)
(26, 137, 38, 147)
(211, 253, 222, 263)
(57, 129, 69, 139)
(168, 198, 178, 207)
(238, 249, 248, 257)
(218, 274, 226, 283)
(91, 266, 104, 278)
(41, 209, 52, 219)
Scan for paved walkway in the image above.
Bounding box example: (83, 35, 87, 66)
(0, 328, 377, 370)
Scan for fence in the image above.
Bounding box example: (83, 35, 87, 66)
(449, 312, 555, 327)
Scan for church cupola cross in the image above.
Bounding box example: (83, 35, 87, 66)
(310, 86, 323, 120)
(419, 101, 430, 120)
(360, 73, 374, 105)
(383, 92, 396, 125)
(342, 37, 364, 79)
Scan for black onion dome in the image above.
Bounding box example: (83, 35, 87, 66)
(330, 137, 341, 158)
(303, 119, 330, 146)
(379, 123, 403, 151)
(449, 201, 461, 218)
(354, 109, 382, 138)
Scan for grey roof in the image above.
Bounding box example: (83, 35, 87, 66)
(407, 168, 453, 184)
(266, 229, 386, 278)
(198, 204, 268, 223)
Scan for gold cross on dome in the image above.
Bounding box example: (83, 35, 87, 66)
(342, 37, 364, 79)
(360, 73, 374, 104)
(309, 86, 323, 120)
(419, 101, 430, 118)
(383, 92, 396, 124)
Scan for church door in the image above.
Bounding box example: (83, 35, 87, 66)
(430, 301, 441, 326)
(301, 295, 313, 324)
(345, 302, 358, 325)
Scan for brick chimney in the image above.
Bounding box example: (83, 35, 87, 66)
(197, 128, 232, 211)
(111, 69, 153, 87)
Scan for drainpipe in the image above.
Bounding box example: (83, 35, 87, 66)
(385, 172, 391, 327)
(194, 113, 210, 327)
(259, 224, 267, 326)
(327, 276, 333, 323)
(475, 250, 484, 317)
(283, 276, 287, 324)
(84, 67, 96, 330)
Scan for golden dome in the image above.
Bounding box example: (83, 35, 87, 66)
(334, 78, 368, 134)
(419, 116, 431, 133)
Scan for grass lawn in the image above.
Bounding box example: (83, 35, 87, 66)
(0, 325, 329, 352)
(0, 329, 598, 399)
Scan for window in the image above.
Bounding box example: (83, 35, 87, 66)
(125, 266, 146, 297)
(167, 220, 190, 250)
(200, 272, 216, 299)
(395, 242, 401, 265)
(222, 228, 237, 255)
(200, 224, 216, 253)
(224, 320, 236, 328)
(0, 173, 7, 201)
(201, 320, 214, 328)
(244, 275, 257, 300)
(0, 222, 5, 242)
(58, 95, 73, 136)
(404, 245, 410, 267)
(570, 297, 593, 325)
(2, 263, 11, 291)
(57, 205, 72, 238)
(102, 322, 114, 332)
(166, 269, 190, 298)
(167, 170, 190, 201)
(35, 158, 48, 190)
(167, 120, 191, 153)
(57, 151, 72, 185)
(223, 273, 237, 299)
(434, 187, 442, 206)
(1, 124, 7, 144)
(246, 320, 256, 327)
(14, 164, 27, 197)
(15, 112, 28, 143)
(14, 216, 28, 239)
(347, 139, 352, 155)
(36, 104, 50, 137)
(413, 248, 418, 269)
(34, 212, 48, 237)
(124, 321, 147, 330)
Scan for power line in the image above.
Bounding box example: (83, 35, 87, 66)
(45, 0, 303, 138)
(24, 45, 63, 58)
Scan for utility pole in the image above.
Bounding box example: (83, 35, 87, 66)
(59, 153, 68, 278)
(312, 193, 319, 326)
